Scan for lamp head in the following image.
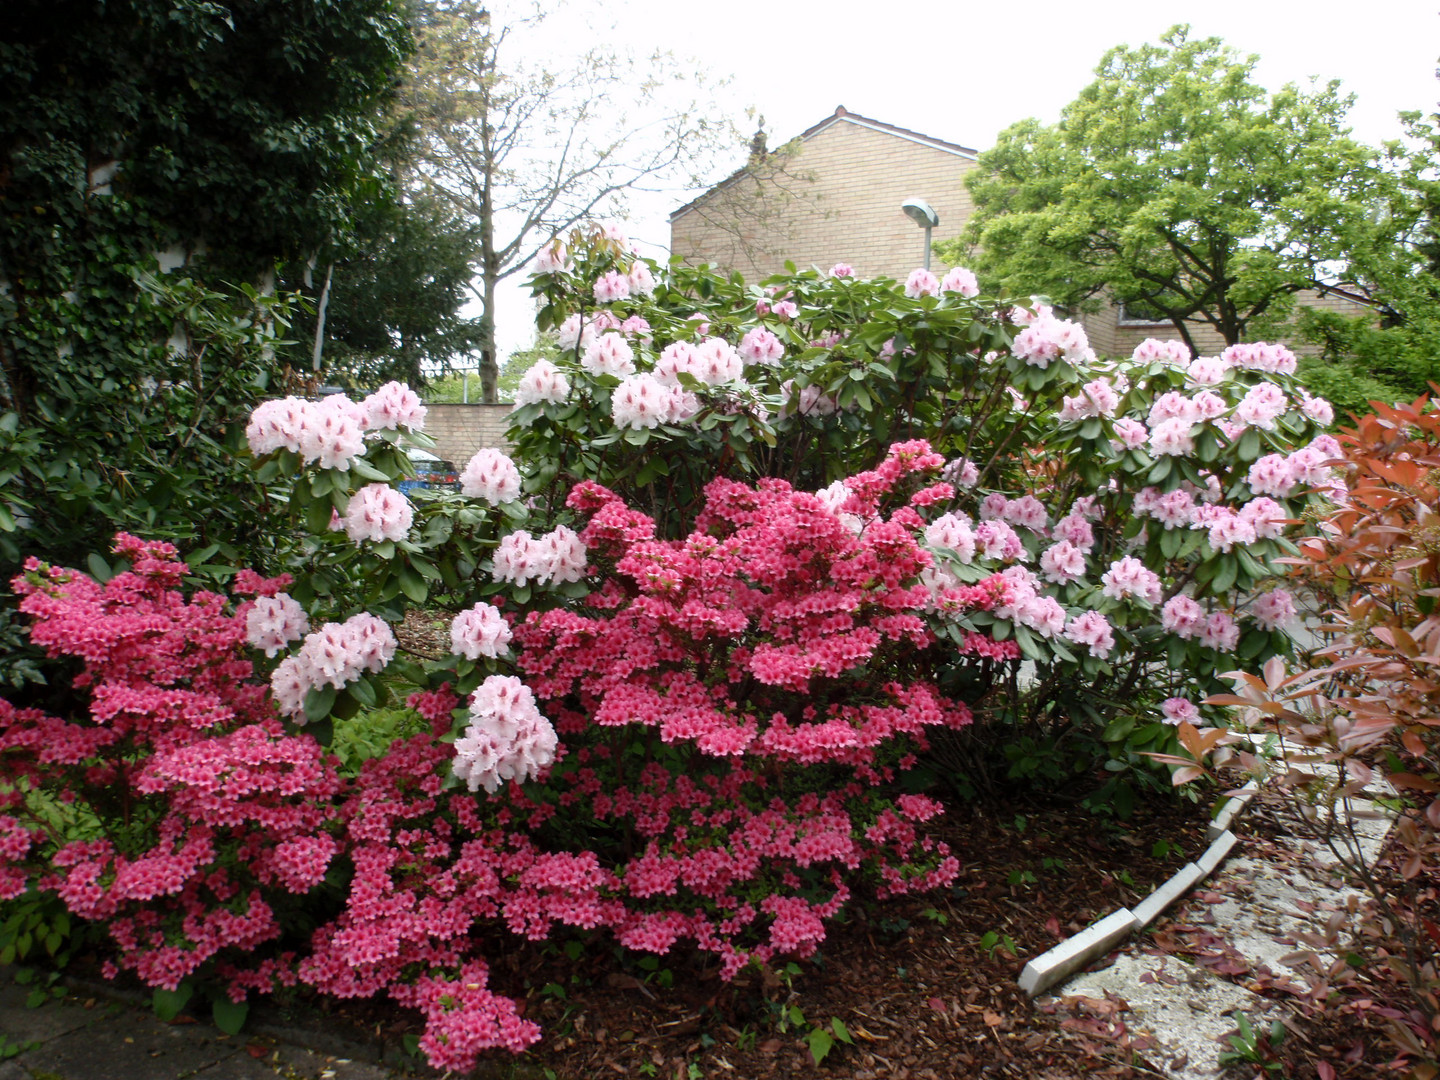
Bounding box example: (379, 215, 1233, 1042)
(901, 197, 939, 229)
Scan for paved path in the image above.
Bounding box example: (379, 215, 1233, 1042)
(1050, 788, 1394, 1077)
(0, 979, 401, 1080)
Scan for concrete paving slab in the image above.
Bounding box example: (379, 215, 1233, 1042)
(1061, 952, 1282, 1080)
(1133, 863, 1206, 928)
(0, 978, 116, 1045)
(1196, 829, 1240, 877)
(11, 1007, 242, 1080)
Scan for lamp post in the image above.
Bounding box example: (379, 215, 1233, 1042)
(901, 197, 939, 270)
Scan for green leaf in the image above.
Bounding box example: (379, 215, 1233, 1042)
(807, 1028, 835, 1065)
(303, 684, 338, 724)
(212, 998, 248, 1036)
(831, 1017, 853, 1044)
(153, 984, 193, 1023)
(398, 566, 429, 603)
(86, 553, 113, 582)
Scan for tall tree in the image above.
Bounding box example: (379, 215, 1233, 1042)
(948, 26, 1395, 353)
(0, 0, 412, 576)
(402, 0, 734, 401)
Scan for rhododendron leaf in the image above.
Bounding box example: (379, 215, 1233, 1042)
(86, 553, 113, 583)
(349, 676, 377, 708)
(411, 558, 442, 582)
(398, 567, 428, 603)
(350, 457, 390, 483)
(622, 429, 650, 447)
(184, 543, 220, 568)
(1079, 418, 1102, 441)
(1013, 625, 1041, 659)
(990, 620, 1012, 641)
(1159, 528, 1182, 559)
(212, 998, 248, 1036)
(311, 472, 333, 497)
(0, 504, 15, 533)
(1049, 639, 1078, 664)
(304, 496, 333, 535)
(1211, 558, 1238, 596)
(1236, 428, 1262, 462)
(1147, 458, 1172, 484)
(500, 501, 528, 522)
(304, 684, 337, 724)
(373, 541, 396, 560)
(152, 984, 193, 1022)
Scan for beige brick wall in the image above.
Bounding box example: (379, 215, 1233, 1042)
(424, 404, 512, 465)
(671, 118, 980, 281)
(1082, 288, 1376, 361)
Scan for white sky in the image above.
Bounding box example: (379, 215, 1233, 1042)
(485, 0, 1440, 359)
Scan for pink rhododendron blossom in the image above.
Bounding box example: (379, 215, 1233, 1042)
(979, 493, 1008, 520)
(941, 457, 980, 487)
(612, 373, 680, 429)
(1152, 489, 1197, 529)
(1246, 454, 1296, 498)
(1162, 595, 1206, 639)
(904, 268, 940, 298)
(361, 381, 426, 431)
(1065, 610, 1115, 657)
(1286, 445, 1338, 490)
(512, 359, 570, 407)
(1300, 393, 1334, 426)
(460, 448, 522, 504)
(1238, 497, 1288, 539)
(592, 270, 631, 304)
(245, 594, 309, 657)
(739, 327, 785, 366)
(1003, 495, 1048, 532)
(627, 261, 656, 297)
(1110, 418, 1149, 451)
(829, 262, 854, 278)
(1235, 383, 1289, 430)
(1039, 541, 1087, 584)
(924, 513, 976, 563)
(1221, 342, 1297, 376)
(1148, 391, 1200, 427)
(452, 676, 558, 794)
(1013, 313, 1091, 368)
(343, 484, 413, 544)
(1053, 512, 1095, 551)
(780, 381, 838, 418)
(1186, 356, 1228, 384)
(300, 396, 368, 470)
(274, 613, 397, 715)
(450, 603, 512, 660)
(620, 314, 652, 339)
(939, 267, 979, 297)
(1251, 588, 1299, 631)
(1199, 611, 1240, 652)
(1132, 339, 1192, 366)
(532, 239, 570, 274)
(771, 300, 799, 320)
(1161, 698, 1199, 725)
(1205, 509, 1257, 553)
(694, 338, 744, 384)
(581, 334, 637, 378)
(556, 313, 595, 351)
(1101, 557, 1162, 604)
(1149, 418, 1195, 457)
(1191, 390, 1228, 421)
(492, 526, 587, 587)
(245, 397, 309, 455)
(1060, 378, 1121, 421)
(974, 520, 1026, 562)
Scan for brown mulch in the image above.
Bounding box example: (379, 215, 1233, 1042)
(468, 794, 1210, 1080)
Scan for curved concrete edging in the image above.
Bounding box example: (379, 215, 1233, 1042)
(1018, 781, 1259, 996)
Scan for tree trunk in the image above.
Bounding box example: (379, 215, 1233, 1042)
(478, 161, 499, 404)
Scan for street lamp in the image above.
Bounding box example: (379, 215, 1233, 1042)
(901, 197, 939, 270)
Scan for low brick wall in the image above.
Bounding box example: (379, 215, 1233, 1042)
(424, 403, 513, 465)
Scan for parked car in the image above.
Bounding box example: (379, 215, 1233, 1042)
(401, 449, 459, 492)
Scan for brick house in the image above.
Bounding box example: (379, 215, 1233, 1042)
(669, 106, 1375, 356)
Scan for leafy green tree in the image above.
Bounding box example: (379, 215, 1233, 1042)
(0, 0, 413, 579)
(401, 0, 734, 402)
(948, 26, 1396, 355)
(290, 195, 485, 390)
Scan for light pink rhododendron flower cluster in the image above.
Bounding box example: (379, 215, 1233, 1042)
(940, 266, 979, 297)
(611, 372, 692, 429)
(492, 525, 588, 587)
(452, 675, 558, 794)
(343, 483, 413, 543)
(1161, 697, 1200, 725)
(270, 613, 397, 718)
(450, 602, 512, 659)
(1132, 338, 1193, 366)
(362, 381, 427, 432)
(512, 359, 570, 406)
(581, 332, 637, 377)
(904, 268, 940, 298)
(460, 447, 522, 504)
(1012, 311, 1093, 368)
(245, 593, 310, 657)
